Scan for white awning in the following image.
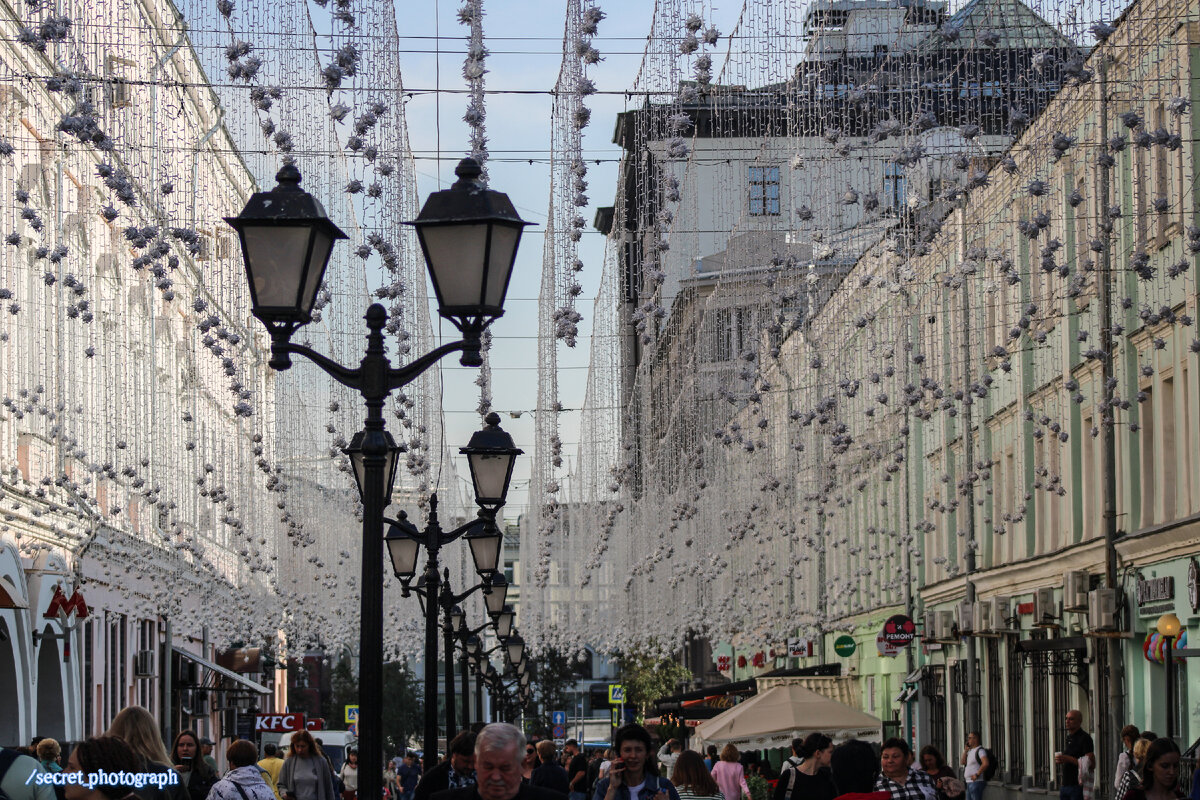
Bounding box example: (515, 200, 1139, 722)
(173, 645, 270, 694)
(692, 683, 882, 750)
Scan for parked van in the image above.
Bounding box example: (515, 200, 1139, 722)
(278, 730, 358, 773)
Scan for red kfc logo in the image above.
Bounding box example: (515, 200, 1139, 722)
(255, 713, 306, 733)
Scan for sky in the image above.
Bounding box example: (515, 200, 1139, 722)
(398, 0, 748, 520)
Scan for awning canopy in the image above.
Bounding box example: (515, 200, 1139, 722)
(692, 683, 882, 750)
(173, 645, 271, 694)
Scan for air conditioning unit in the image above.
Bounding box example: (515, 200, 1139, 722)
(935, 610, 956, 642)
(1088, 588, 1121, 633)
(134, 650, 155, 677)
(991, 595, 1014, 632)
(956, 599, 974, 635)
(924, 612, 937, 641)
(974, 601, 993, 634)
(1064, 570, 1090, 612)
(1034, 586, 1058, 627)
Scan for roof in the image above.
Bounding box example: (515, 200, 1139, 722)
(692, 683, 883, 749)
(920, 0, 1075, 51)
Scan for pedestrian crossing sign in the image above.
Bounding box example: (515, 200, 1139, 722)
(345, 705, 359, 723)
(608, 684, 625, 704)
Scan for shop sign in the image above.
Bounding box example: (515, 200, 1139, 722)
(881, 614, 917, 647)
(833, 635, 857, 657)
(255, 713, 305, 733)
(788, 638, 815, 657)
(876, 632, 902, 658)
(1189, 559, 1200, 613)
(1138, 576, 1175, 604)
(1136, 576, 1176, 617)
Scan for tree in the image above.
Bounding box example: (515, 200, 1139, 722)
(381, 660, 422, 755)
(527, 646, 584, 738)
(326, 657, 358, 730)
(617, 653, 692, 721)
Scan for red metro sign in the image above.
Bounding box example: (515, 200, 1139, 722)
(255, 713, 306, 733)
(44, 586, 89, 620)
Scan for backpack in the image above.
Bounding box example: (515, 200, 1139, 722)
(780, 757, 804, 800)
(980, 748, 998, 782)
(0, 748, 23, 800)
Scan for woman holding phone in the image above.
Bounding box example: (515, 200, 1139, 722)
(171, 730, 217, 800)
(593, 724, 681, 800)
(279, 730, 338, 800)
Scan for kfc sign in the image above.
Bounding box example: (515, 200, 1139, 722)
(255, 713, 306, 733)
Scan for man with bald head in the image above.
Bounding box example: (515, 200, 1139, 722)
(1054, 710, 1094, 800)
(433, 724, 566, 800)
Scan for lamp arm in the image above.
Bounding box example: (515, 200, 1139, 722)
(272, 341, 363, 390)
(459, 621, 493, 639)
(387, 339, 472, 391)
(444, 580, 492, 607)
(438, 516, 488, 547)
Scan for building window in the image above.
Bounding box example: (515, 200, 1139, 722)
(884, 161, 906, 211)
(1006, 642, 1025, 782)
(748, 166, 780, 216)
(986, 639, 1005, 772)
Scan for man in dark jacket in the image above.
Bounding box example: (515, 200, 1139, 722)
(433, 725, 564, 800)
(416, 732, 478, 800)
(530, 742, 570, 796)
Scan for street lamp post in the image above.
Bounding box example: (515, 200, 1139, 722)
(387, 497, 501, 771)
(1158, 612, 1182, 739)
(226, 157, 529, 800)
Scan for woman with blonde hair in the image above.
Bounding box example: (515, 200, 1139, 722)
(106, 706, 186, 800)
(107, 705, 173, 767)
(709, 745, 750, 800)
(36, 738, 63, 772)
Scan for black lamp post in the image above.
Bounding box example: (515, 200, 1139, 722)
(226, 157, 528, 800)
(385, 465, 518, 769)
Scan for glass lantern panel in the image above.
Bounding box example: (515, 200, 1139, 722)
(386, 535, 421, 578)
(421, 224, 489, 308)
(243, 226, 315, 309)
(483, 224, 521, 308)
(299, 229, 335, 314)
(469, 533, 501, 576)
(469, 453, 512, 504)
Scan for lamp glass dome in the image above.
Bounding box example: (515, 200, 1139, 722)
(484, 574, 509, 618)
(225, 164, 347, 329)
(461, 413, 523, 509)
(506, 634, 525, 667)
(406, 159, 531, 330)
(385, 525, 420, 581)
(493, 606, 514, 640)
(466, 521, 503, 578)
(449, 605, 465, 633)
(1158, 612, 1182, 638)
(344, 430, 403, 508)
(466, 635, 482, 657)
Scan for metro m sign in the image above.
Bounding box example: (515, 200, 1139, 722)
(255, 713, 306, 733)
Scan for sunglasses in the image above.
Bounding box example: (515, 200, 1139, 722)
(526, 749, 535, 754)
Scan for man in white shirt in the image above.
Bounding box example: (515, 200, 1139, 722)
(960, 732, 989, 800)
(655, 741, 682, 778)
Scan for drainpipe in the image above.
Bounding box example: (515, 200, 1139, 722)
(959, 197, 981, 740)
(1096, 55, 1126, 776)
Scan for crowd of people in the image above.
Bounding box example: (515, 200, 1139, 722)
(0, 712, 1189, 800)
